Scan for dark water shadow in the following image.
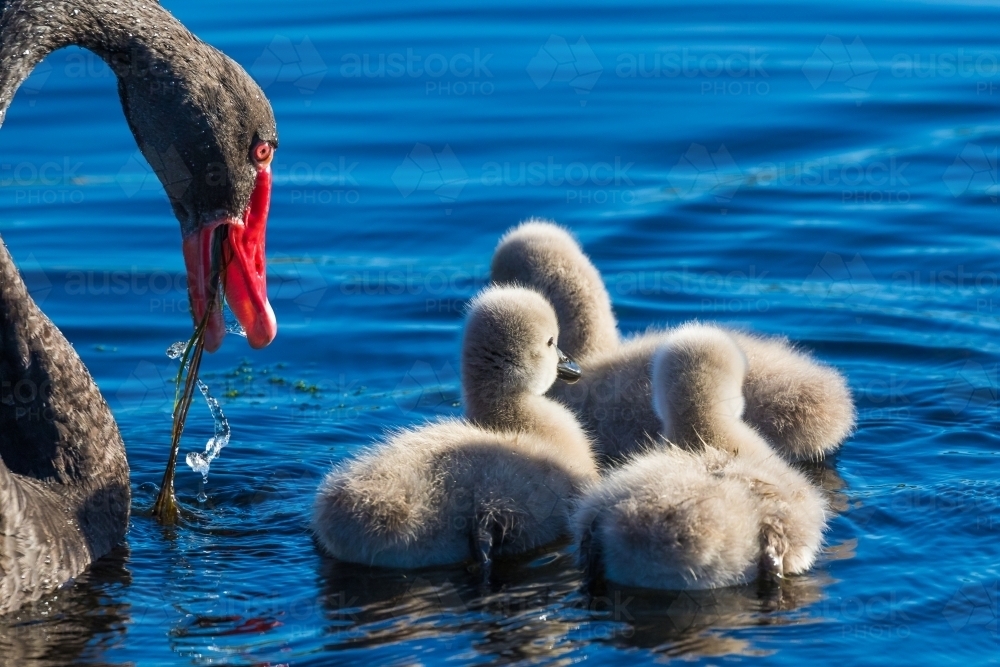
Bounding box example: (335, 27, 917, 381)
(0, 543, 132, 667)
(580, 569, 830, 658)
(315, 533, 837, 664)
(316, 542, 593, 664)
(798, 456, 849, 513)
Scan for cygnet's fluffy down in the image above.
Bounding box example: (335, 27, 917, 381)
(572, 324, 828, 589)
(313, 286, 597, 569)
(491, 219, 855, 462)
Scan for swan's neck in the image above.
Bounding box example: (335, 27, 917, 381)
(466, 390, 547, 434)
(0, 0, 186, 125)
(465, 389, 574, 444)
(467, 390, 596, 478)
(559, 285, 619, 362)
(664, 402, 775, 460)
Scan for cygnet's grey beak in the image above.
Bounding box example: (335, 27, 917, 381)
(556, 347, 582, 384)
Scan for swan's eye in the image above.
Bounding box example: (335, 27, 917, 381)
(252, 141, 274, 166)
(547, 337, 555, 347)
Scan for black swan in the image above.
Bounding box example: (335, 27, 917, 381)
(1, 0, 278, 614)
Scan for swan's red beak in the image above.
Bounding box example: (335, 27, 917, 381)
(182, 165, 277, 352)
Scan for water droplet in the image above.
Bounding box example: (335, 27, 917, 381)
(166, 340, 188, 359)
(184, 380, 231, 482)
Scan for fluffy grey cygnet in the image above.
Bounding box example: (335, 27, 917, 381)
(312, 286, 597, 570)
(491, 219, 855, 462)
(572, 324, 828, 589)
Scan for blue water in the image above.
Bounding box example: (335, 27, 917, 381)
(2, 0, 999, 664)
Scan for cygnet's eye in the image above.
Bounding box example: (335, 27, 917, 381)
(547, 337, 555, 347)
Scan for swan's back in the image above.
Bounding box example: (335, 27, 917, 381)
(315, 285, 599, 569)
(313, 419, 593, 568)
(574, 447, 763, 589)
(572, 325, 828, 589)
(0, 241, 130, 615)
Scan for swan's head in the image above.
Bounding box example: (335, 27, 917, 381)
(490, 219, 618, 360)
(462, 286, 581, 405)
(652, 323, 747, 438)
(118, 38, 278, 352)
